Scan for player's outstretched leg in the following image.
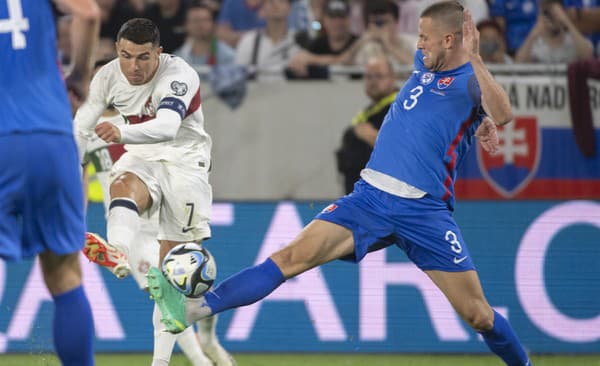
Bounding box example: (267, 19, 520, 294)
(149, 258, 286, 334)
(83, 232, 131, 279)
(147, 267, 190, 333)
(427, 270, 531, 366)
(481, 310, 532, 366)
(197, 315, 237, 366)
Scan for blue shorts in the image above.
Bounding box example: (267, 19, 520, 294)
(316, 180, 475, 272)
(0, 133, 85, 261)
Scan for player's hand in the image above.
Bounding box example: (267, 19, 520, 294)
(95, 121, 122, 143)
(462, 9, 480, 58)
(475, 117, 499, 154)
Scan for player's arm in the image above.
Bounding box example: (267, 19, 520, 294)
(74, 71, 110, 161)
(463, 9, 513, 126)
(105, 70, 201, 144)
(54, 0, 100, 100)
(96, 109, 182, 144)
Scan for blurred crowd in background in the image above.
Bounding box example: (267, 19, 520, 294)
(52, 0, 600, 81)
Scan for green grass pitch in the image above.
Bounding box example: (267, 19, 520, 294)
(1, 353, 600, 366)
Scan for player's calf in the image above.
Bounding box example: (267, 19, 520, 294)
(83, 232, 131, 279)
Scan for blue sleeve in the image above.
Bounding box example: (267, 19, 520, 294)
(467, 74, 483, 109)
(489, 0, 506, 17)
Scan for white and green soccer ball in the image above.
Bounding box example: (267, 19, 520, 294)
(161, 243, 216, 298)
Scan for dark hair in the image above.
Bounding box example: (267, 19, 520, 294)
(188, 0, 217, 21)
(116, 18, 160, 47)
(476, 19, 503, 35)
(420, 1, 464, 33)
(363, 0, 399, 27)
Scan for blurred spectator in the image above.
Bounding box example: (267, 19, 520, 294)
(288, 0, 358, 77)
(235, 0, 301, 80)
(289, 0, 311, 31)
(217, 0, 266, 47)
(95, 37, 118, 62)
(175, 3, 236, 69)
(308, 0, 357, 54)
(351, 0, 413, 66)
(144, 0, 189, 53)
(294, 0, 327, 48)
(97, 0, 140, 39)
(56, 15, 72, 66)
(564, 0, 600, 55)
(349, 0, 365, 34)
(336, 56, 398, 194)
(489, 0, 538, 55)
(477, 19, 513, 63)
(515, 0, 593, 63)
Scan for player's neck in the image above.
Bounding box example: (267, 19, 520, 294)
(438, 50, 469, 72)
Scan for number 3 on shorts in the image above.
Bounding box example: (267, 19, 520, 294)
(445, 230, 462, 254)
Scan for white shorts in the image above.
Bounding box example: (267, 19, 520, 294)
(110, 153, 212, 242)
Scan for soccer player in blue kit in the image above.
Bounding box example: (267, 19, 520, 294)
(0, 0, 99, 365)
(149, 2, 532, 365)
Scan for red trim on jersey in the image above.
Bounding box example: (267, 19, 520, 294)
(108, 144, 126, 162)
(442, 109, 476, 201)
(126, 114, 154, 125)
(185, 88, 201, 118)
(125, 88, 201, 124)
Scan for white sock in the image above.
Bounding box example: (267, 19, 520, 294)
(107, 198, 140, 257)
(197, 315, 234, 365)
(197, 315, 218, 347)
(186, 296, 213, 324)
(152, 304, 176, 366)
(176, 327, 212, 366)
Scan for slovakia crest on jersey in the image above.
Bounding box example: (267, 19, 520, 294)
(477, 116, 541, 198)
(437, 77, 455, 89)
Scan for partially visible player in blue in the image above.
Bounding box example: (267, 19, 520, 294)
(149, 2, 531, 365)
(0, 0, 100, 365)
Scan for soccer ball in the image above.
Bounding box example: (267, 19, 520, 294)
(161, 243, 216, 298)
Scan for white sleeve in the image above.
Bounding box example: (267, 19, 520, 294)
(73, 69, 109, 162)
(118, 108, 181, 144)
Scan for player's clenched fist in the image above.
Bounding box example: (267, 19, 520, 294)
(95, 121, 122, 143)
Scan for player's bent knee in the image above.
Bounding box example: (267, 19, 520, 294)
(270, 247, 316, 279)
(462, 304, 494, 332)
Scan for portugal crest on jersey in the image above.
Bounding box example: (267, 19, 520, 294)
(477, 116, 541, 198)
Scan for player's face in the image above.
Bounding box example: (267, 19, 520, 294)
(417, 17, 447, 72)
(116, 39, 162, 85)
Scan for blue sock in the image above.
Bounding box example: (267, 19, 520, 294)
(205, 258, 285, 314)
(481, 310, 531, 366)
(53, 286, 95, 366)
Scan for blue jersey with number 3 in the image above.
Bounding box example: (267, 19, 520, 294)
(366, 50, 485, 209)
(0, 0, 72, 135)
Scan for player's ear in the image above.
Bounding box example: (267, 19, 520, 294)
(156, 46, 163, 56)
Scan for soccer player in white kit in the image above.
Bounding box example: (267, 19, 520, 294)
(74, 19, 234, 366)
